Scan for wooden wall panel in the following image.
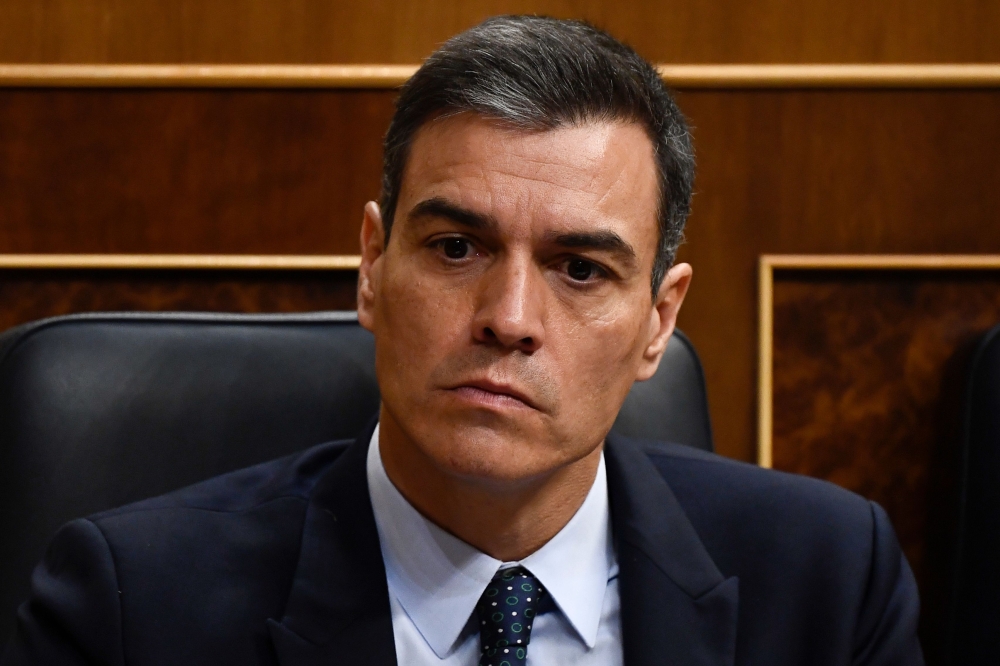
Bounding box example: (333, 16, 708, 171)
(4, 86, 1000, 464)
(0, 0, 994, 658)
(0, 89, 393, 254)
(674, 89, 1000, 462)
(0, 269, 358, 332)
(769, 269, 1000, 661)
(1, 0, 999, 64)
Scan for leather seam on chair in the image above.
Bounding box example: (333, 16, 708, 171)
(0, 310, 360, 369)
(15, 310, 359, 326)
(947, 321, 1000, 654)
(671, 329, 715, 450)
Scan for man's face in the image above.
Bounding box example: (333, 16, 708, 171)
(358, 113, 690, 486)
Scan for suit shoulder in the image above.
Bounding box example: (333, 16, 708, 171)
(90, 438, 352, 522)
(638, 438, 868, 504)
(25, 441, 357, 658)
(630, 438, 873, 526)
(618, 441, 921, 662)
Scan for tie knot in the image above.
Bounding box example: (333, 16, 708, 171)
(474, 566, 546, 666)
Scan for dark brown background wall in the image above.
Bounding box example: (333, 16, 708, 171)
(2, 0, 1000, 63)
(676, 88, 1000, 463)
(2, 5, 999, 661)
(1, 4, 997, 458)
(4, 85, 999, 468)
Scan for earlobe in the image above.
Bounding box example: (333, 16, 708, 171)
(635, 262, 693, 382)
(357, 201, 386, 332)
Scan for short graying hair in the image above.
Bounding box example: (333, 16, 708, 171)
(380, 15, 694, 297)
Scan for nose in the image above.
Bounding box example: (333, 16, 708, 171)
(471, 257, 544, 354)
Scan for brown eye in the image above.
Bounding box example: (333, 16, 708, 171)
(443, 238, 471, 259)
(567, 259, 597, 281)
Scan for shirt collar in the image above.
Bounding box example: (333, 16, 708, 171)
(366, 424, 616, 658)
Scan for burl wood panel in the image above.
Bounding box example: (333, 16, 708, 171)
(674, 90, 1000, 464)
(0, 269, 358, 333)
(1, 0, 999, 64)
(4, 87, 1000, 465)
(0, 88, 394, 254)
(771, 269, 1000, 661)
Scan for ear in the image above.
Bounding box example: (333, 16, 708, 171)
(357, 201, 385, 333)
(635, 262, 693, 382)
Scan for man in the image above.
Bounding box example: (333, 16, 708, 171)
(3, 15, 922, 666)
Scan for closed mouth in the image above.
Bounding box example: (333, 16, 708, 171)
(447, 379, 538, 410)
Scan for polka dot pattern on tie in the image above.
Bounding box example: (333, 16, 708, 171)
(474, 566, 546, 666)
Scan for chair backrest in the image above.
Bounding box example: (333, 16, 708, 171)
(950, 323, 1000, 665)
(0, 311, 712, 640)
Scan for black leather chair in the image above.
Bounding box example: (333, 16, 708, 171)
(0, 311, 712, 641)
(950, 323, 1000, 665)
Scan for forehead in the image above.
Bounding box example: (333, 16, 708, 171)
(398, 113, 660, 246)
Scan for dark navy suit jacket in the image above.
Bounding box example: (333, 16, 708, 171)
(3, 422, 923, 665)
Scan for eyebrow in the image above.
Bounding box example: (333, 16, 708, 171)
(545, 230, 638, 268)
(408, 197, 500, 233)
(409, 196, 637, 268)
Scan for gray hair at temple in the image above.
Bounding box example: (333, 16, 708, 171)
(379, 15, 695, 298)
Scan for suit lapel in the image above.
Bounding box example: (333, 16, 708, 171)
(605, 435, 739, 666)
(269, 421, 397, 666)
(266, 425, 737, 665)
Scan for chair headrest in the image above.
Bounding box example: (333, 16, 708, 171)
(0, 310, 712, 639)
(951, 323, 1000, 663)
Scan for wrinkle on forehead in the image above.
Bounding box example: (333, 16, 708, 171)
(470, 124, 624, 186)
(412, 114, 648, 181)
(399, 113, 659, 245)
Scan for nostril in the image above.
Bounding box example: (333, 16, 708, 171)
(477, 327, 538, 350)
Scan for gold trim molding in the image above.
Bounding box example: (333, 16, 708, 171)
(757, 254, 1000, 468)
(1, 63, 999, 89)
(0, 65, 418, 88)
(659, 64, 1000, 88)
(0, 254, 362, 270)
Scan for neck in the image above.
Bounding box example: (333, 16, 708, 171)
(377, 410, 602, 562)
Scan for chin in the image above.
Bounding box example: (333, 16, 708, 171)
(415, 411, 584, 485)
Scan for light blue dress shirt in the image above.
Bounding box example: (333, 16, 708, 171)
(366, 424, 623, 665)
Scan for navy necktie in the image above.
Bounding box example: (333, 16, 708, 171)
(475, 566, 546, 666)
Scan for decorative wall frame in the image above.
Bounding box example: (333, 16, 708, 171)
(1, 63, 999, 89)
(0, 254, 360, 270)
(0, 254, 363, 334)
(757, 253, 1000, 468)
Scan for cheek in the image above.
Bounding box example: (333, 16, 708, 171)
(375, 264, 473, 389)
(550, 303, 649, 423)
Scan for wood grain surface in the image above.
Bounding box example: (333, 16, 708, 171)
(4, 87, 1000, 464)
(1, 0, 998, 64)
(0, 269, 358, 333)
(1, 3, 995, 661)
(0, 88, 393, 254)
(5, 63, 1000, 89)
(771, 269, 1000, 661)
(673, 89, 1000, 463)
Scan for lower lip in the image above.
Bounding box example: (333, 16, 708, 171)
(450, 386, 533, 410)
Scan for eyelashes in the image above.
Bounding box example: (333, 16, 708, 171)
(429, 236, 612, 285)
